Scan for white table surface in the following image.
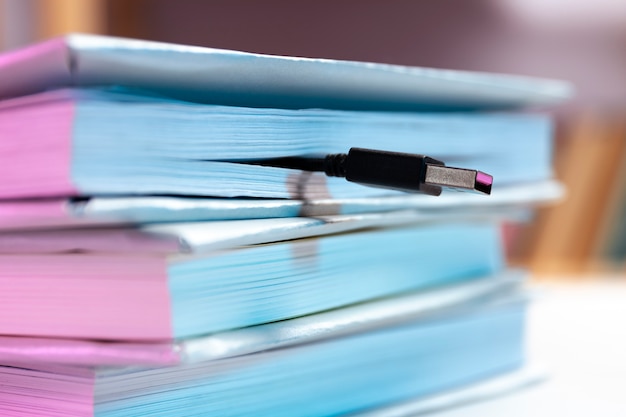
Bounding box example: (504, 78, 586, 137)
(431, 278, 626, 417)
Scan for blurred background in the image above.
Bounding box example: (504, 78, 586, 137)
(1, 0, 625, 277)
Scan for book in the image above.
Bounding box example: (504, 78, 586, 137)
(0, 212, 504, 340)
(0, 34, 571, 111)
(0, 283, 526, 417)
(1, 362, 543, 417)
(0, 180, 563, 230)
(0, 272, 522, 366)
(0, 87, 553, 200)
(0, 208, 518, 254)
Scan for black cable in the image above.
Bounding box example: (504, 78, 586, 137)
(251, 147, 492, 196)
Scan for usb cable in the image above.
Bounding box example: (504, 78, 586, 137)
(254, 147, 493, 196)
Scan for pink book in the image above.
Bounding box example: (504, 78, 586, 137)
(0, 280, 530, 417)
(0, 273, 521, 366)
(0, 213, 505, 341)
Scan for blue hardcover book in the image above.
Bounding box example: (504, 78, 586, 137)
(0, 212, 504, 341)
(0, 87, 553, 200)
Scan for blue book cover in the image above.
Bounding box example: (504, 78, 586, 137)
(0, 34, 571, 110)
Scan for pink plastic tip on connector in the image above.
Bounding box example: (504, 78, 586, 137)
(475, 171, 493, 194)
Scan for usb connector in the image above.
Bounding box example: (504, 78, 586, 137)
(323, 148, 492, 196)
(423, 163, 493, 195)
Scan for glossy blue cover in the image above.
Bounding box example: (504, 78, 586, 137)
(168, 222, 503, 338)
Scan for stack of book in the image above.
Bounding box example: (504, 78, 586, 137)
(0, 35, 569, 417)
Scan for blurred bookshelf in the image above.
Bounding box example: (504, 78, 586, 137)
(0, 0, 106, 47)
(511, 112, 626, 276)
